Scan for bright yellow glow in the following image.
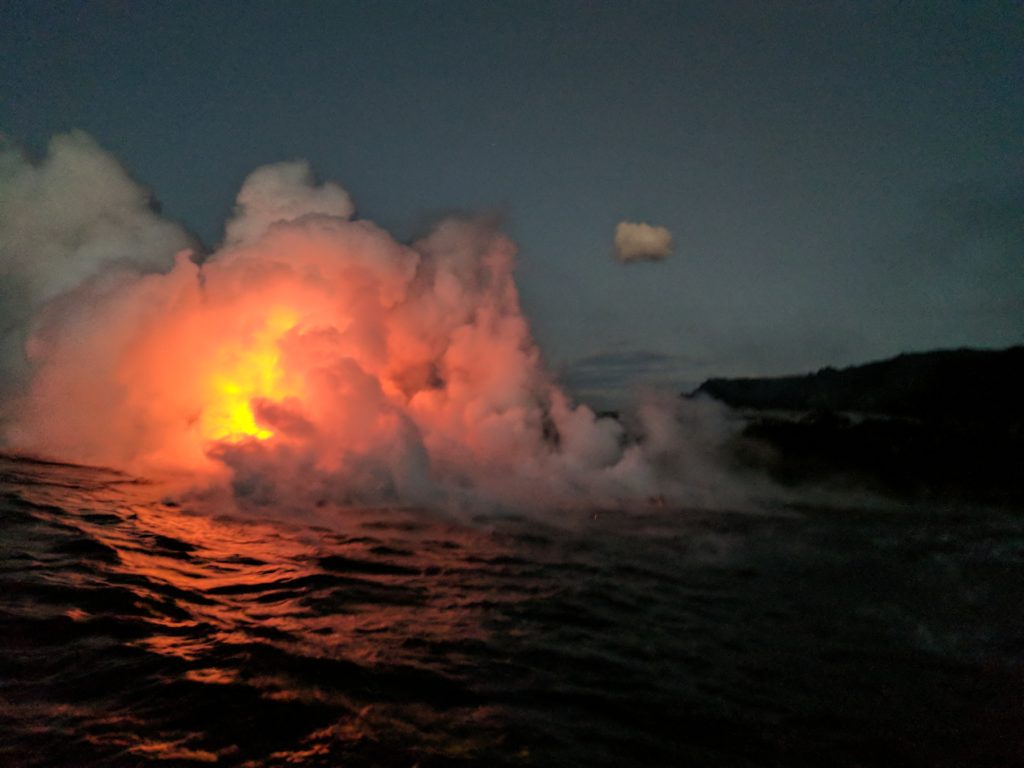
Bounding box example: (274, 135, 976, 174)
(201, 308, 300, 442)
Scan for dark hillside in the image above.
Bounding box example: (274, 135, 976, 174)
(691, 347, 1024, 503)
(694, 347, 1024, 428)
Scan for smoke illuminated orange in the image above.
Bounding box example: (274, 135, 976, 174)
(8, 165, 678, 508)
(200, 308, 301, 443)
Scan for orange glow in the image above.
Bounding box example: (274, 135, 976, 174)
(10, 208, 661, 508)
(200, 307, 301, 443)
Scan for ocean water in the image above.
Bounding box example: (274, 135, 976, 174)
(0, 453, 1020, 767)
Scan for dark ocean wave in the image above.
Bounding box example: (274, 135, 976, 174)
(0, 454, 1021, 767)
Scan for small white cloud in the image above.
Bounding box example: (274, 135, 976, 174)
(613, 220, 673, 262)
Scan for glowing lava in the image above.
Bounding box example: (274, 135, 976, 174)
(200, 308, 301, 443)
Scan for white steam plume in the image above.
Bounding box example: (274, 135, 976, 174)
(1, 132, 740, 513)
(0, 132, 194, 397)
(225, 161, 355, 247)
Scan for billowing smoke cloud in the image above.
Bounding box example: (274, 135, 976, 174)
(0, 132, 194, 396)
(1, 132, 736, 512)
(614, 220, 673, 262)
(224, 160, 355, 246)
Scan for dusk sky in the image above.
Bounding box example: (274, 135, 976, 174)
(3, 0, 1021, 405)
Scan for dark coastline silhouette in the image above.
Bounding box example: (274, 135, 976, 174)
(691, 346, 1024, 504)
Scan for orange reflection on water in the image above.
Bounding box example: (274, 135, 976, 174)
(30, 472, 528, 682)
(3, 454, 541, 763)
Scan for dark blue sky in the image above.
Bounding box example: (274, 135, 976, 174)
(2, 0, 1022, 403)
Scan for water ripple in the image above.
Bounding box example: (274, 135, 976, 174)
(1, 454, 1021, 767)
